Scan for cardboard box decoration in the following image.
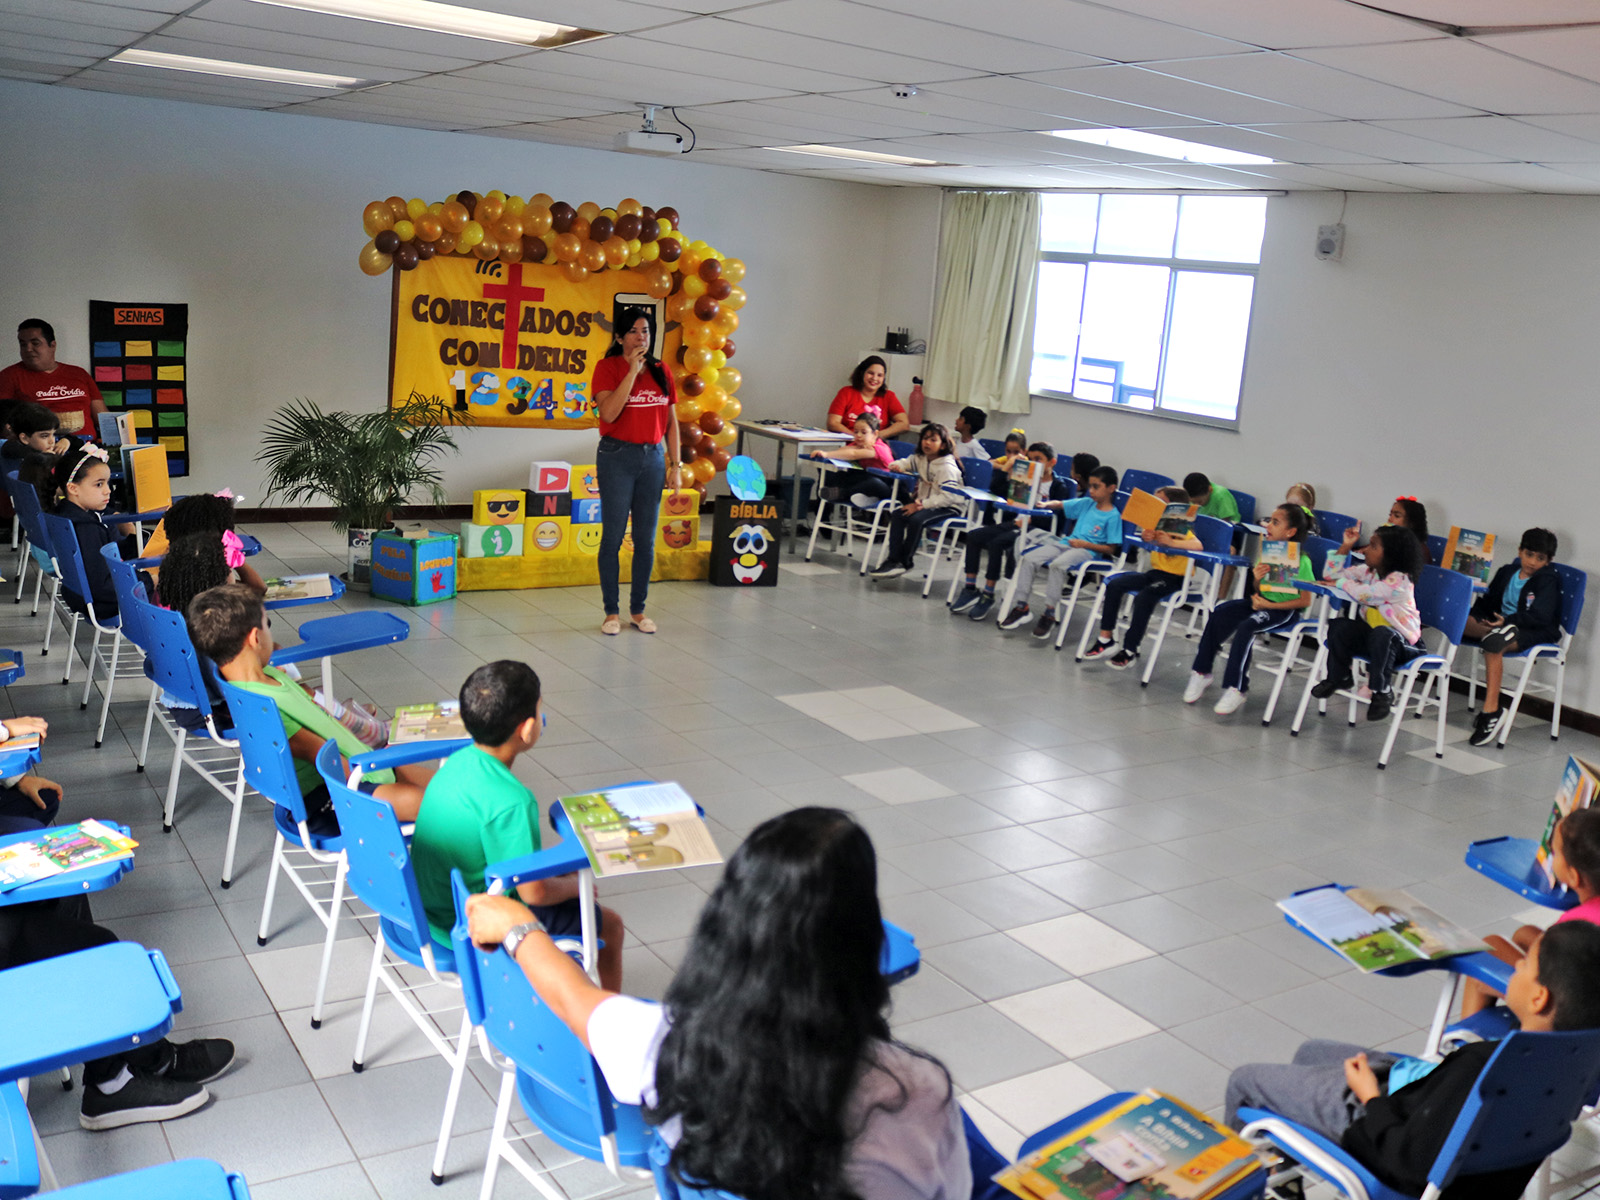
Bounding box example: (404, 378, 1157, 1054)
(472, 489, 524, 526)
(371, 530, 458, 605)
(570, 464, 600, 499)
(525, 489, 572, 519)
(572, 498, 603, 525)
(524, 517, 570, 554)
(661, 489, 698, 521)
(530, 461, 571, 493)
(461, 521, 523, 558)
(711, 497, 780, 588)
(574, 524, 603, 555)
(657, 517, 700, 553)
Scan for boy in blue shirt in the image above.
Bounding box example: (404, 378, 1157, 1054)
(951, 441, 1073, 622)
(998, 465, 1123, 636)
(1464, 527, 1562, 746)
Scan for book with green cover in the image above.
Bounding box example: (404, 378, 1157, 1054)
(388, 700, 467, 744)
(561, 783, 723, 878)
(1536, 755, 1600, 888)
(0, 819, 138, 891)
(1277, 885, 1484, 973)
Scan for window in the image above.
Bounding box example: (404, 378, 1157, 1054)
(1030, 193, 1266, 427)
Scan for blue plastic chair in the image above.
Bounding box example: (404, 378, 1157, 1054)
(1240, 1027, 1600, 1200)
(1426, 532, 1447, 567)
(1466, 562, 1585, 746)
(1312, 509, 1359, 543)
(39, 512, 130, 702)
(0, 469, 52, 616)
(884, 439, 914, 461)
(1255, 536, 1346, 727)
(915, 455, 998, 598)
(1119, 468, 1174, 497)
(316, 738, 476, 1187)
(43, 1159, 252, 1199)
(977, 437, 1006, 457)
(1230, 489, 1257, 525)
(1292, 565, 1475, 768)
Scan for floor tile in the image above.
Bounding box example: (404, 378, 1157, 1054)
(841, 766, 956, 804)
(163, 1081, 356, 1182)
(993, 979, 1159, 1056)
(922, 932, 1071, 1001)
(897, 1005, 1063, 1091)
(1008, 912, 1156, 974)
(968, 1061, 1111, 1144)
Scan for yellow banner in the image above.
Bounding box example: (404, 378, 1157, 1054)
(388, 256, 677, 429)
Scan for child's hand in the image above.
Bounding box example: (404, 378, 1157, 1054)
(1340, 521, 1361, 551)
(1482, 614, 1503, 627)
(1068, 538, 1086, 549)
(1149, 530, 1172, 547)
(903, 501, 921, 514)
(6, 716, 48, 739)
(1252, 563, 1269, 582)
(1251, 593, 1271, 610)
(17, 775, 61, 809)
(1344, 1052, 1382, 1103)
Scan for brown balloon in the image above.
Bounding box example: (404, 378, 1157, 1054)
(657, 236, 681, 263)
(394, 242, 420, 270)
(415, 215, 443, 242)
(435, 231, 458, 255)
(698, 412, 723, 435)
(710, 449, 732, 470)
(693, 482, 708, 501)
(721, 338, 736, 359)
(374, 229, 401, 254)
(706, 278, 732, 301)
(569, 216, 591, 243)
(698, 258, 722, 283)
(657, 206, 680, 229)
(639, 206, 656, 225)
(614, 213, 641, 241)
(455, 190, 477, 215)
(636, 219, 658, 244)
(522, 235, 548, 262)
(589, 215, 614, 243)
(414, 240, 436, 260)
(694, 295, 720, 322)
(386, 195, 408, 221)
(681, 374, 706, 397)
(549, 202, 575, 233)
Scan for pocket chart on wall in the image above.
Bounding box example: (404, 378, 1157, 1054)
(388, 257, 678, 429)
(88, 301, 190, 476)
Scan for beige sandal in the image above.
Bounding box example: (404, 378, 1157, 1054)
(600, 615, 622, 635)
(630, 615, 658, 634)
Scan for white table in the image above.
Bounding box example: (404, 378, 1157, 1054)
(731, 421, 851, 552)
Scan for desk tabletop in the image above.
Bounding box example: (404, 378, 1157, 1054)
(0, 819, 135, 905)
(734, 421, 851, 444)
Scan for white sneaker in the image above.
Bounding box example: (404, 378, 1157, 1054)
(1213, 687, 1247, 716)
(1183, 672, 1212, 704)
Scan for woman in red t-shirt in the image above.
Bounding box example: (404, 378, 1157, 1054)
(592, 314, 682, 635)
(826, 357, 909, 440)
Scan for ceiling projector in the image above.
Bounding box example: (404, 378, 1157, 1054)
(614, 129, 683, 156)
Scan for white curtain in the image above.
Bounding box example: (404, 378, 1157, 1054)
(924, 190, 1041, 416)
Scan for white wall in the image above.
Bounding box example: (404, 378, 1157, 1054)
(924, 189, 1600, 715)
(0, 79, 904, 499)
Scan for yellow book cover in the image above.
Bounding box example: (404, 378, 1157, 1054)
(1121, 488, 1166, 534)
(126, 444, 173, 512)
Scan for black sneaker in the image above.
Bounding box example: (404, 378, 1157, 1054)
(1108, 649, 1139, 670)
(969, 594, 996, 621)
(80, 1074, 210, 1130)
(998, 603, 1032, 631)
(1031, 612, 1057, 639)
(1367, 690, 1394, 722)
(1469, 709, 1501, 747)
(950, 585, 982, 613)
(158, 1038, 236, 1085)
(1311, 674, 1354, 700)
(1082, 638, 1115, 661)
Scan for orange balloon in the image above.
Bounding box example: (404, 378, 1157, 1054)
(476, 196, 504, 226)
(712, 310, 739, 337)
(580, 240, 607, 272)
(617, 197, 642, 215)
(563, 261, 590, 282)
(719, 366, 742, 394)
(474, 236, 500, 260)
(415, 215, 443, 242)
(552, 232, 582, 263)
(529, 192, 554, 208)
(721, 258, 746, 284)
(644, 266, 673, 299)
(569, 216, 591, 242)
(700, 384, 727, 413)
(576, 201, 601, 222)
(358, 240, 392, 275)
(435, 230, 458, 255)
(385, 195, 408, 221)
(495, 216, 523, 242)
(686, 322, 718, 349)
(666, 294, 694, 322)
(680, 250, 704, 277)
(441, 201, 468, 234)
(723, 286, 747, 311)
(674, 396, 705, 422)
(523, 205, 552, 237)
(691, 458, 716, 484)
(721, 396, 742, 421)
(710, 424, 738, 447)
(603, 235, 628, 267)
(363, 202, 395, 236)
(499, 238, 523, 263)
(684, 346, 713, 374)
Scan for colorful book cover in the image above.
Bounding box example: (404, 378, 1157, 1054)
(993, 1091, 1257, 1200)
(262, 574, 334, 602)
(1442, 526, 1496, 582)
(561, 783, 723, 878)
(0, 819, 137, 891)
(388, 700, 468, 744)
(1155, 502, 1196, 537)
(1008, 458, 1045, 509)
(1258, 540, 1300, 589)
(1121, 489, 1166, 534)
(1277, 885, 1484, 973)
(1536, 756, 1600, 887)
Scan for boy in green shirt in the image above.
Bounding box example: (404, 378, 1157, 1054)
(1183, 471, 1240, 524)
(411, 661, 624, 988)
(187, 584, 432, 823)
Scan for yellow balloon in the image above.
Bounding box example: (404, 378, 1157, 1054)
(428, 201, 445, 217)
(719, 366, 741, 393)
(657, 217, 674, 238)
(723, 286, 747, 311)
(684, 346, 713, 374)
(505, 195, 525, 216)
(710, 349, 728, 370)
(600, 207, 617, 220)
(682, 275, 707, 298)
(691, 458, 716, 484)
(393, 220, 415, 242)
(699, 367, 720, 388)
(639, 241, 660, 263)
(721, 258, 746, 283)
(721, 396, 742, 422)
(711, 423, 738, 447)
(486, 189, 506, 202)
(358, 240, 392, 276)
(674, 397, 705, 422)
(626, 253, 641, 268)
(701, 384, 727, 413)
(691, 240, 710, 253)
(406, 198, 427, 220)
(459, 220, 484, 249)
(618, 198, 642, 215)
(684, 322, 717, 348)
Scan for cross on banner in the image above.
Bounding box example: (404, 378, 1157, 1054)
(481, 263, 545, 372)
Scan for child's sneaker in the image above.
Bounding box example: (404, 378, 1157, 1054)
(950, 585, 982, 613)
(1367, 689, 1394, 722)
(850, 493, 879, 509)
(1108, 648, 1138, 670)
(80, 1074, 209, 1131)
(870, 561, 908, 580)
(1213, 687, 1247, 715)
(1469, 709, 1502, 747)
(969, 593, 996, 621)
(1081, 637, 1115, 661)
(999, 603, 1032, 631)
(1310, 673, 1353, 700)
(1031, 612, 1057, 639)
(1183, 672, 1212, 704)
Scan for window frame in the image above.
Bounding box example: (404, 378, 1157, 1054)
(1029, 193, 1266, 432)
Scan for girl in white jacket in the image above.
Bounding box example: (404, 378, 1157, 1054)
(869, 423, 964, 580)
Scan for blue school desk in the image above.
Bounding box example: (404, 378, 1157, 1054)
(263, 573, 345, 611)
(0, 819, 135, 904)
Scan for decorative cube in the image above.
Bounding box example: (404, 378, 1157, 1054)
(370, 531, 457, 606)
(657, 517, 700, 552)
(525, 489, 572, 519)
(570, 464, 600, 499)
(523, 517, 570, 554)
(574, 524, 603, 555)
(460, 521, 523, 558)
(660, 489, 698, 520)
(472, 489, 524, 526)
(572, 498, 603, 524)
(711, 497, 780, 588)
(530, 461, 571, 493)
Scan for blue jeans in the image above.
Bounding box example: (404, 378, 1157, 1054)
(597, 435, 665, 616)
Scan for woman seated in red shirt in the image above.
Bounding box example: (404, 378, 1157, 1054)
(826, 356, 909, 440)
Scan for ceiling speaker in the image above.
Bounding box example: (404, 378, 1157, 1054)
(1316, 223, 1345, 261)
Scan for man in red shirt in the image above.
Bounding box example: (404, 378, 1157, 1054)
(0, 319, 108, 436)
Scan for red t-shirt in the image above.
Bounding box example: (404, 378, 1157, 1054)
(0, 362, 102, 435)
(593, 356, 674, 444)
(829, 386, 903, 430)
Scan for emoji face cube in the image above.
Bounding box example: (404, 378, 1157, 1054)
(473, 489, 524, 526)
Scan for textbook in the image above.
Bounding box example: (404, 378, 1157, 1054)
(118, 444, 172, 512)
(263, 574, 335, 603)
(1536, 755, 1600, 887)
(0, 819, 137, 892)
(96, 411, 134, 447)
(562, 782, 723, 878)
(1442, 526, 1496, 583)
(1258, 539, 1301, 590)
(992, 1090, 1258, 1200)
(0, 732, 41, 754)
(388, 700, 468, 745)
(1008, 457, 1046, 509)
(1124, 490, 1197, 539)
(1277, 885, 1484, 973)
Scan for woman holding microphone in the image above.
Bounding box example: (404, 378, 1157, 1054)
(592, 311, 681, 635)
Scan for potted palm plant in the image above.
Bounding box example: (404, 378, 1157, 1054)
(258, 392, 466, 588)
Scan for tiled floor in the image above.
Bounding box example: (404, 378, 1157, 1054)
(10, 521, 1587, 1196)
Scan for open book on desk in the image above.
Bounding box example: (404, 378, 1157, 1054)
(389, 700, 468, 745)
(263, 574, 335, 603)
(562, 782, 723, 878)
(0, 819, 137, 891)
(1278, 884, 1484, 972)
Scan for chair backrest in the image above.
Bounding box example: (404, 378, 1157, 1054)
(1230, 489, 1256, 525)
(219, 680, 310, 817)
(1429, 1027, 1600, 1189)
(1303, 535, 1340, 580)
(884, 439, 914, 461)
(958, 456, 992, 488)
(977, 437, 1005, 457)
(101, 544, 148, 649)
(40, 512, 94, 608)
(1554, 562, 1587, 639)
(1312, 509, 1358, 542)
(1120, 469, 1174, 497)
(1192, 514, 1234, 558)
(1052, 473, 1078, 501)
(1426, 532, 1447, 567)
(1112, 489, 1130, 512)
(1416, 564, 1474, 644)
(315, 740, 429, 933)
(4, 472, 48, 549)
(136, 597, 219, 717)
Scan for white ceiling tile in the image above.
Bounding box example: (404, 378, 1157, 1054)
(1296, 39, 1600, 115)
(0, 64, 73, 82)
(0, 29, 120, 57)
(1145, 123, 1390, 164)
(1478, 28, 1600, 87)
(798, 86, 1013, 135)
(1077, 0, 1435, 50)
(0, 7, 162, 42)
(133, 33, 418, 80)
(724, 0, 1103, 75)
(744, 94, 984, 140)
(480, 46, 802, 105)
(1022, 62, 1337, 125)
(1325, 163, 1510, 191)
(560, 30, 869, 94)
(0, 48, 99, 69)
(306, 81, 584, 124)
(417, 0, 686, 34)
(643, 16, 981, 84)
(856, 0, 1254, 63)
(158, 15, 480, 71)
(1148, 51, 1481, 121)
(1421, 162, 1600, 192)
(925, 74, 1213, 130)
(1371, 0, 1600, 22)
(285, 101, 473, 130)
(401, 75, 618, 117)
(844, 85, 1071, 133)
(1237, 163, 1419, 190)
(1519, 114, 1600, 145)
(48, 0, 192, 14)
(1246, 120, 1503, 164)
(1370, 116, 1600, 161)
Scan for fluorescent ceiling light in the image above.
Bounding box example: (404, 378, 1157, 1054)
(767, 144, 939, 167)
(1047, 128, 1275, 166)
(110, 48, 363, 88)
(247, 0, 602, 47)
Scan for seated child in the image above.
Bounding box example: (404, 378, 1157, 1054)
(1462, 807, 1600, 1019)
(0, 400, 66, 467)
(1463, 527, 1562, 747)
(1226, 920, 1600, 1200)
(412, 660, 625, 990)
(810, 412, 895, 506)
(988, 428, 1026, 495)
(1389, 496, 1429, 554)
(1310, 523, 1425, 722)
(1069, 452, 1099, 498)
(187, 584, 430, 823)
(1286, 483, 1318, 536)
(950, 441, 1072, 622)
(1183, 472, 1239, 524)
(156, 532, 266, 614)
(145, 492, 266, 594)
(953, 406, 988, 457)
(1186, 503, 1316, 716)
(997, 466, 1122, 633)
(868, 422, 964, 580)
(1081, 486, 1202, 666)
(0, 715, 63, 835)
(51, 443, 135, 616)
